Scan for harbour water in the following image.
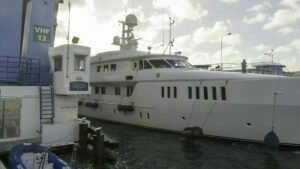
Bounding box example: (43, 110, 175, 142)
(90, 119, 300, 169)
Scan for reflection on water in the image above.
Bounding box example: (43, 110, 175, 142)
(89, 119, 300, 169)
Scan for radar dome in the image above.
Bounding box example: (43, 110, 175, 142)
(125, 14, 138, 27)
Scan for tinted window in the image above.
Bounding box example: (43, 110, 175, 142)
(166, 60, 193, 69)
(174, 87, 177, 98)
(204, 86, 208, 100)
(196, 87, 200, 99)
(144, 60, 152, 69)
(212, 87, 217, 100)
(221, 87, 226, 100)
(139, 60, 143, 70)
(149, 60, 171, 68)
(188, 86, 192, 99)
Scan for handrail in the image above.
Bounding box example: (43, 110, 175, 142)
(0, 56, 41, 85)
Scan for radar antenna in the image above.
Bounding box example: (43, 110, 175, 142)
(113, 14, 139, 51)
(163, 17, 175, 55)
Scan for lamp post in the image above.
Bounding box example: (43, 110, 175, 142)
(220, 32, 232, 71)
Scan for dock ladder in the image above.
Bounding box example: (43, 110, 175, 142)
(39, 86, 55, 132)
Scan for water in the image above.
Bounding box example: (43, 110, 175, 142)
(90, 119, 300, 169)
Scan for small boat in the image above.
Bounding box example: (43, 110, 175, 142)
(9, 143, 73, 169)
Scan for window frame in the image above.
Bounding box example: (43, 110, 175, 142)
(74, 54, 86, 71)
(115, 86, 121, 95)
(101, 87, 106, 95)
(95, 86, 99, 94)
(54, 56, 63, 72)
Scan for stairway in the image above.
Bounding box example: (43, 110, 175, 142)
(39, 86, 55, 132)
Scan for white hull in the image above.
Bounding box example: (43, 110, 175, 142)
(79, 77, 300, 145)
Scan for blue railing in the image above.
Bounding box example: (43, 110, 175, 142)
(0, 56, 41, 85)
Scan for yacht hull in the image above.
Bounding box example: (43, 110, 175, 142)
(79, 78, 300, 145)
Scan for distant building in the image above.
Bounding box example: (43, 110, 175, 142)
(194, 62, 292, 76)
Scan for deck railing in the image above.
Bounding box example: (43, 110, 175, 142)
(0, 56, 41, 85)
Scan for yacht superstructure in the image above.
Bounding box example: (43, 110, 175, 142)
(79, 14, 300, 146)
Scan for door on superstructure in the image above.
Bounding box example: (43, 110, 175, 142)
(0, 98, 21, 138)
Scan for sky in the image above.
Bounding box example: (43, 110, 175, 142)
(55, 0, 300, 71)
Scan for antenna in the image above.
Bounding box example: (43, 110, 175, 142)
(162, 16, 165, 54)
(169, 17, 175, 55)
(132, 0, 135, 14)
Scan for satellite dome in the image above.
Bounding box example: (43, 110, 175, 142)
(125, 14, 138, 27)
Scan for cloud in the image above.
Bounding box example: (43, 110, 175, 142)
(278, 26, 294, 35)
(263, 0, 300, 30)
(247, 1, 272, 12)
(192, 21, 241, 46)
(220, 0, 239, 4)
(263, 9, 300, 30)
(253, 44, 271, 51)
(275, 39, 300, 54)
(152, 0, 208, 23)
(243, 1, 271, 25)
(242, 12, 268, 24)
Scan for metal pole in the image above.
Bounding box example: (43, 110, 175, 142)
(66, 1, 71, 78)
(220, 33, 232, 71)
(169, 17, 172, 55)
(221, 36, 223, 71)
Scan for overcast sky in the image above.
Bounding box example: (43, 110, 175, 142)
(55, 0, 300, 71)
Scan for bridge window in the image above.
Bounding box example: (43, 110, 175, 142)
(166, 60, 193, 69)
(139, 60, 144, 70)
(167, 86, 171, 98)
(144, 60, 152, 69)
(221, 87, 226, 100)
(74, 54, 86, 71)
(149, 60, 171, 68)
(54, 56, 62, 72)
